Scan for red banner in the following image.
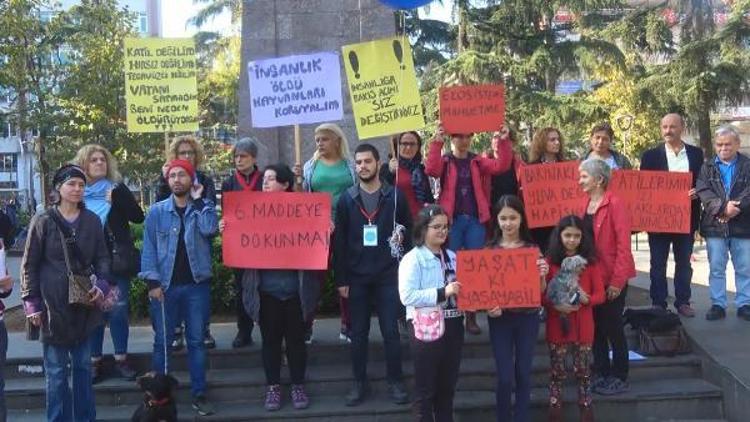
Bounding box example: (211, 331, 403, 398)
(519, 161, 586, 228)
(456, 248, 541, 311)
(222, 191, 331, 270)
(439, 84, 505, 134)
(610, 170, 692, 234)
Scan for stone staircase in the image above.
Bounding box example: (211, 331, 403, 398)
(4, 315, 728, 421)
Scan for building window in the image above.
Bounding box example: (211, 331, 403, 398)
(0, 182, 18, 190)
(0, 154, 17, 173)
(139, 13, 148, 33)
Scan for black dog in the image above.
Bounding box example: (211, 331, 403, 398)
(131, 372, 179, 422)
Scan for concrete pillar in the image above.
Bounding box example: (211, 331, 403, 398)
(238, 0, 396, 168)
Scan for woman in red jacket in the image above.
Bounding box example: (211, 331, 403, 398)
(425, 122, 512, 334)
(578, 158, 636, 396)
(544, 215, 605, 421)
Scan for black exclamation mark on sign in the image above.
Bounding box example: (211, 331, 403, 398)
(348, 51, 360, 79)
(393, 40, 405, 70)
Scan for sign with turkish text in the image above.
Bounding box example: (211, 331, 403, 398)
(222, 191, 331, 270)
(248, 52, 343, 128)
(124, 38, 198, 133)
(519, 161, 586, 228)
(457, 248, 541, 311)
(341, 36, 424, 139)
(439, 84, 505, 134)
(610, 170, 692, 233)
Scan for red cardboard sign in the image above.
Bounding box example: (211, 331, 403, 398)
(439, 84, 505, 134)
(456, 248, 541, 311)
(519, 161, 586, 228)
(222, 191, 331, 270)
(610, 170, 692, 234)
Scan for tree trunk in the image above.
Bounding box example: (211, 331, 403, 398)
(696, 101, 712, 157)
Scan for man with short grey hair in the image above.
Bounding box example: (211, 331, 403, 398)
(696, 126, 750, 321)
(220, 137, 263, 347)
(640, 113, 704, 317)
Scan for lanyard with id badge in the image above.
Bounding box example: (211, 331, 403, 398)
(359, 204, 380, 247)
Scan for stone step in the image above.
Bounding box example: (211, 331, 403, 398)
(4, 326, 641, 380)
(7, 378, 724, 422)
(2, 354, 702, 410)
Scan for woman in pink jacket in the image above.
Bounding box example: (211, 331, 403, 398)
(424, 122, 512, 334)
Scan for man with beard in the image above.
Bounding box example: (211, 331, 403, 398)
(140, 159, 218, 416)
(334, 143, 413, 406)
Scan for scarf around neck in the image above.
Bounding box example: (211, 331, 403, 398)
(85, 178, 115, 226)
(398, 157, 431, 204)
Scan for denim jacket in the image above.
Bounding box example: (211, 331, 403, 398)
(398, 245, 457, 321)
(139, 196, 218, 289)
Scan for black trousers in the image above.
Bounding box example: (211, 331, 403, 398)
(411, 317, 464, 422)
(593, 285, 629, 381)
(259, 293, 307, 385)
(234, 269, 254, 335)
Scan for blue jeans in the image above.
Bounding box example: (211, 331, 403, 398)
(488, 312, 540, 422)
(348, 281, 402, 382)
(90, 275, 131, 357)
(150, 282, 210, 397)
(449, 214, 486, 251)
(648, 233, 694, 308)
(43, 340, 95, 422)
(706, 237, 750, 309)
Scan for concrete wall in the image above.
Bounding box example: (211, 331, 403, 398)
(238, 0, 396, 168)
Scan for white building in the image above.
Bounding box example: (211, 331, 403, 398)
(0, 0, 162, 210)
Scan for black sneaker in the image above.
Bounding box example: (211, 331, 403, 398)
(738, 305, 750, 321)
(91, 360, 105, 384)
(387, 381, 409, 405)
(597, 377, 629, 395)
(192, 394, 216, 416)
(706, 305, 726, 321)
(345, 381, 369, 407)
(112, 360, 137, 381)
(232, 333, 253, 348)
(204, 331, 216, 349)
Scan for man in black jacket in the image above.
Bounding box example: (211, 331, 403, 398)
(220, 138, 263, 348)
(696, 125, 750, 321)
(334, 143, 412, 407)
(640, 113, 704, 317)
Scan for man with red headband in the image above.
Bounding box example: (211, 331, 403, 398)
(139, 159, 218, 416)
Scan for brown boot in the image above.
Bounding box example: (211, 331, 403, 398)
(465, 312, 481, 335)
(580, 405, 595, 422)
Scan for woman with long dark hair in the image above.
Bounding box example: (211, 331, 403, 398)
(380, 132, 433, 217)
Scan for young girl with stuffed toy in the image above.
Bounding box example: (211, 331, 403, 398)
(544, 215, 605, 422)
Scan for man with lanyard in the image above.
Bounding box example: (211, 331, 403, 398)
(696, 126, 750, 321)
(334, 143, 413, 406)
(140, 159, 218, 416)
(640, 113, 704, 317)
(220, 138, 263, 348)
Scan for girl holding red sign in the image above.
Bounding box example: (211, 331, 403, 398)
(484, 195, 548, 422)
(543, 215, 605, 422)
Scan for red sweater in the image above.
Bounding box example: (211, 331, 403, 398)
(583, 191, 636, 289)
(425, 139, 512, 223)
(543, 261, 605, 344)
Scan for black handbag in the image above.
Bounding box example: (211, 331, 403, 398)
(106, 224, 140, 277)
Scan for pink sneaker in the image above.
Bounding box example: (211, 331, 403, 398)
(291, 384, 309, 409)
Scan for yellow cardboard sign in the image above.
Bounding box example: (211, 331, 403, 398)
(124, 38, 198, 133)
(342, 37, 424, 139)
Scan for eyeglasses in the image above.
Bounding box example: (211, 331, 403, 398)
(428, 224, 450, 231)
(178, 150, 196, 157)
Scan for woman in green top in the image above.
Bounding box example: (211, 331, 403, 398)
(294, 123, 356, 343)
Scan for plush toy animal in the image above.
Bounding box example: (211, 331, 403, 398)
(546, 255, 588, 335)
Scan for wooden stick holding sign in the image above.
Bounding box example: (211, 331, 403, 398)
(294, 124, 303, 188)
(456, 248, 541, 311)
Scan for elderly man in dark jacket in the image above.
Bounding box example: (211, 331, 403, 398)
(696, 125, 750, 321)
